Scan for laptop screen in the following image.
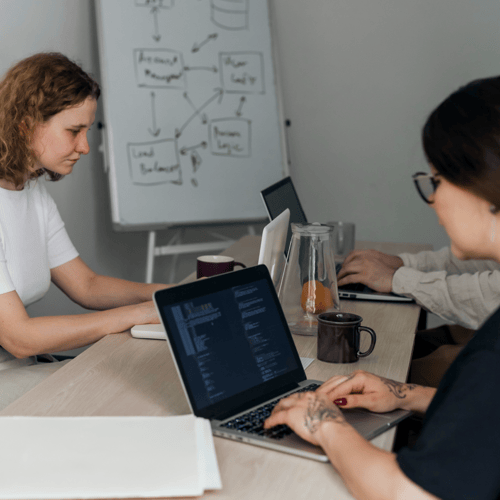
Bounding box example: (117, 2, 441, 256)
(155, 266, 305, 419)
(260, 176, 308, 254)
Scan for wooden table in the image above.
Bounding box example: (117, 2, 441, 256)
(1, 236, 431, 500)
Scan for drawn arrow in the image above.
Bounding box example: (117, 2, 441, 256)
(236, 96, 246, 117)
(151, 7, 161, 42)
(216, 87, 224, 104)
(182, 92, 207, 125)
(191, 33, 218, 53)
(180, 141, 207, 155)
(190, 150, 203, 187)
(148, 92, 161, 136)
(190, 150, 203, 173)
(183, 65, 218, 73)
(175, 88, 223, 138)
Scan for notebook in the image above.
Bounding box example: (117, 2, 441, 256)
(260, 176, 413, 303)
(0, 416, 220, 499)
(153, 265, 410, 462)
(257, 208, 290, 289)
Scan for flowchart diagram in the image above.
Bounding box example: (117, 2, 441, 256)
(128, 0, 260, 188)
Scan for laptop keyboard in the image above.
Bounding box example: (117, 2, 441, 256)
(339, 282, 365, 292)
(221, 383, 320, 440)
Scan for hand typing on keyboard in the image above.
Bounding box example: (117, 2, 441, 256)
(263, 389, 348, 447)
(222, 384, 320, 440)
(337, 250, 404, 293)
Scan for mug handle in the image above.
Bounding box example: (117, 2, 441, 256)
(357, 326, 377, 357)
(234, 262, 246, 269)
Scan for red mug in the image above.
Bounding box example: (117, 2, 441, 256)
(196, 255, 246, 278)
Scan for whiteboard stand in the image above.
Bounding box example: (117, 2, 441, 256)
(146, 225, 256, 283)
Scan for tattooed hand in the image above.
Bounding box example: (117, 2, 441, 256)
(317, 370, 419, 413)
(263, 392, 347, 446)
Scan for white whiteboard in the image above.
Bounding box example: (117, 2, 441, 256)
(95, 0, 286, 230)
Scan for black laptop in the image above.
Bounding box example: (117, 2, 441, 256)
(153, 265, 410, 462)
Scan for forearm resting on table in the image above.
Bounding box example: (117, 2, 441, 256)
(393, 267, 498, 330)
(0, 304, 144, 358)
(61, 273, 169, 311)
(50, 257, 171, 311)
(317, 423, 438, 500)
(52, 272, 171, 311)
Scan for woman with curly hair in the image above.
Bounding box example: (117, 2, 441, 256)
(0, 53, 169, 409)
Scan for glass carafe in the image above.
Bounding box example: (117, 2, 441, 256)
(278, 223, 340, 336)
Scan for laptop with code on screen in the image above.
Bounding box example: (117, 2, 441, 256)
(153, 265, 410, 462)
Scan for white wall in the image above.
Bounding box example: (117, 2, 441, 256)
(2, 0, 500, 330)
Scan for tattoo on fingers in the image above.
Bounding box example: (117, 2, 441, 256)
(304, 396, 346, 434)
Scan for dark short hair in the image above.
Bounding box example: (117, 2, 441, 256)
(0, 52, 100, 188)
(422, 76, 500, 208)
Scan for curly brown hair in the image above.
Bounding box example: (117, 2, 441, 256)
(0, 52, 100, 188)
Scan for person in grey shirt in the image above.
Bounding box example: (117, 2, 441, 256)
(337, 246, 500, 386)
(338, 246, 500, 329)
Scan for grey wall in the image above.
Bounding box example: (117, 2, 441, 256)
(272, 0, 500, 249)
(2, 0, 500, 329)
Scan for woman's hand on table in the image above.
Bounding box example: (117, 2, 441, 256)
(132, 300, 161, 325)
(263, 391, 348, 446)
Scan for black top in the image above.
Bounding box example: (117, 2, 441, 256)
(397, 307, 500, 500)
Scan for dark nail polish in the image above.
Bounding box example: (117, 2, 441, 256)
(334, 398, 347, 406)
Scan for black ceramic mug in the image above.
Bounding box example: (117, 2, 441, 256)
(317, 312, 376, 363)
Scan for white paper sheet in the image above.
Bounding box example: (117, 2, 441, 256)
(197, 418, 222, 490)
(0, 415, 221, 499)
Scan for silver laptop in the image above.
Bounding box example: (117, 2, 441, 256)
(261, 177, 412, 303)
(257, 208, 289, 289)
(153, 265, 410, 462)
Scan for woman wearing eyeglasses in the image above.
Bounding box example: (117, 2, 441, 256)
(337, 167, 500, 387)
(337, 171, 500, 388)
(264, 76, 500, 499)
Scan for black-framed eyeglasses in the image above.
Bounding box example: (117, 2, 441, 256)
(412, 172, 440, 204)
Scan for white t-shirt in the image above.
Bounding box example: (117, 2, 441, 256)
(0, 180, 79, 370)
(0, 180, 78, 305)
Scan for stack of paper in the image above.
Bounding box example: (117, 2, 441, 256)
(0, 415, 221, 499)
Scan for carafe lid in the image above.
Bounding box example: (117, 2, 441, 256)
(291, 223, 334, 237)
